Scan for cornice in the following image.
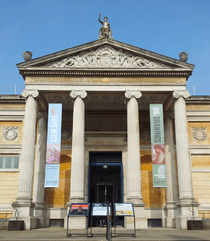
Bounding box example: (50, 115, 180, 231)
(19, 69, 192, 78)
(0, 96, 26, 104)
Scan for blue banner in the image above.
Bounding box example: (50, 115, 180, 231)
(45, 103, 62, 188)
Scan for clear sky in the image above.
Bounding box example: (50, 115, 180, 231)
(0, 0, 209, 94)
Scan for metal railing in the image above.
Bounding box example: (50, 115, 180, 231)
(0, 85, 210, 96)
(187, 86, 210, 96)
(0, 85, 25, 95)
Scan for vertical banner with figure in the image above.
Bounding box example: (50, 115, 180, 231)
(150, 104, 167, 187)
(45, 103, 62, 188)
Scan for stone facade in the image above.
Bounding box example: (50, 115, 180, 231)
(0, 38, 209, 230)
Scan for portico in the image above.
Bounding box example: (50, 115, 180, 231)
(11, 37, 201, 230)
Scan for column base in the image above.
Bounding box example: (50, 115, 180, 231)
(11, 197, 38, 230)
(64, 201, 87, 230)
(127, 196, 145, 206)
(163, 202, 177, 228)
(9, 216, 38, 230)
(33, 202, 49, 228)
(125, 203, 147, 229)
(175, 198, 201, 230)
(68, 197, 85, 204)
(64, 216, 87, 230)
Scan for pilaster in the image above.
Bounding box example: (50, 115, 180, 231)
(33, 112, 49, 228)
(163, 113, 178, 228)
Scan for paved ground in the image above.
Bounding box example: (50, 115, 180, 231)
(0, 227, 210, 241)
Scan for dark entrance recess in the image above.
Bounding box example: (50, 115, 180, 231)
(88, 152, 124, 227)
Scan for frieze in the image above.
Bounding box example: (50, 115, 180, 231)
(3, 127, 18, 141)
(44, 45, 170, 69)
(192, 127, 207, 141)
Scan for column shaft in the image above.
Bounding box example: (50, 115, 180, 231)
(70, 95, 85, 202)
(18, 95, 37, 199)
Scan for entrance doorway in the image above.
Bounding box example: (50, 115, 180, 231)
(88, 152, 124, 227)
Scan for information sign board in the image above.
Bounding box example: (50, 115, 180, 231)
(91, 203, 111, 216)
(68, 203, 90, 216)
(114, 203, 134, 216)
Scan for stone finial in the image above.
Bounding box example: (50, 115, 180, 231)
(23, 51, 32, 62)
(98, 14, 113, 39)
(179, 52, 188, 62)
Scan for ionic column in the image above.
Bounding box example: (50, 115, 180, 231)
(69, 90, 87, 203)
(33, 112, 48, 228)
(173, 91, 200, 229)
(11, 90, 39, 230)
(164, 114, 178, 228)
(125, 91, 144, 205)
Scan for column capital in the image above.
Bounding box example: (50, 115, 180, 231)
(22, 90, 39, 99)
(70, 90, 87, 99)
(173, 90, 190, 99)
(125, 91, 142, 99)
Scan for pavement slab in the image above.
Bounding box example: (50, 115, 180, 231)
(0, 227, 210, 241)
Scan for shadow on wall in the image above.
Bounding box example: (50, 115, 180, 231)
(45, 155, 71, 208)
(141, 155, 166, 208)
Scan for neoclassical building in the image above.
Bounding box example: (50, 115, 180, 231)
(0, 31, 210, 230)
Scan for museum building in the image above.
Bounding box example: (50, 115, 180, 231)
(0, 23, 210, 230)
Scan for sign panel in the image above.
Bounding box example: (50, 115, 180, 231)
(91, 203, 111, 216)
(114, 203, 134, 216)
(150, 104, 167, 187)
(68, 203, 90, 216)
(45, 103, 62, 188)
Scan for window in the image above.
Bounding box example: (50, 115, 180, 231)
(0, 156, 19, 169)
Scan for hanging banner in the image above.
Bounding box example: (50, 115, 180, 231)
(150, 104, 167, 188)
(45, 103, 62, 188)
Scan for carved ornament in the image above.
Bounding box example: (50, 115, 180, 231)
(125, 91, 142, 99)
(44, 45, 169, 69)
(173, 91, 190, 99)
(3, 127, 18, 141)
(192, 127, 207, 141)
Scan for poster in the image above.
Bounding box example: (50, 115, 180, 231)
(91, 203, 111, 216)
(150, 104, 167, 188)
(45, 103, 62, 188)
(68, 203, 89, 216)
(44, 164, 60, 187)
(114, 203, 134, 216)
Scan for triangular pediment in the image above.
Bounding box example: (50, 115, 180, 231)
(17, 38, 194, 75)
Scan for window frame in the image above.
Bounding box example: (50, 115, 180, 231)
(0, 156, 19, 172)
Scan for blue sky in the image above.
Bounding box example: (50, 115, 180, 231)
(0, 0, 209, 94)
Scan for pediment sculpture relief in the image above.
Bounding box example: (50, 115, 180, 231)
(44, 45, 169, 69)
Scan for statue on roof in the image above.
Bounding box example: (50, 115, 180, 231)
(98, 14, 113, 39)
